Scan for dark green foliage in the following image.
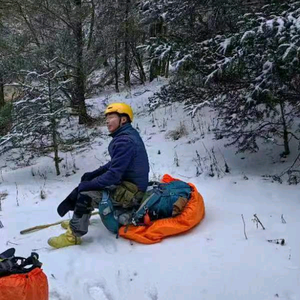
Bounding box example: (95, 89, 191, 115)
(151, 1, 300, 155)
(0, 103, 12, 136)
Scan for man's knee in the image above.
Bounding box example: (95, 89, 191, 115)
(74, 190, 103, 216)
(80, 191, 103, 208)
(74, 192, 93, 216)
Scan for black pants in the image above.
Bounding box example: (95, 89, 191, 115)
(71, 190, 103, 237)
(58, 189, 103, 237)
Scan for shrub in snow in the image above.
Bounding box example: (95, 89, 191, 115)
(0, 191, 8, 211)
(166, 122, 188, 140)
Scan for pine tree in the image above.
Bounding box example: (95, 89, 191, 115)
(202, 1, 300, 155)
(150, 1, 300, 155)
(1, 60, 70, 175)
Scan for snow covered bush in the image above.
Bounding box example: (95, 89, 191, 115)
(203, 2, 300, 154)
(139, 0, 246, 82)
(153, 1, 300, 155)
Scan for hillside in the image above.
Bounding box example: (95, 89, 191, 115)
(0, 79, 299, 300)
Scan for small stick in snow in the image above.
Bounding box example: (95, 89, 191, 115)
(267, 238, 285, 246)
(15, 182, 19, 207)
(0, 220, 3, 228)
(241, 214, 248, 240)
(6, 240, 19, 246)
(253, 214, 265, 230)
(281, 214, 287, 224)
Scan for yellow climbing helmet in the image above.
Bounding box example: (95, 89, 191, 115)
(105, 102, 134, 122)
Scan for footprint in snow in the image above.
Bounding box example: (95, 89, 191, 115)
(85, 280, 114, 300)
(146, 286, 158, 300)
(49, 290, 71, 300)
(101, 237, 117, 254)
(282, 290, 296, 300)
(210, 248, 224, 258)
(116, 266, 137, 296)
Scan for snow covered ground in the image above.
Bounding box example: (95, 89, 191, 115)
(0, 79, 300, 300)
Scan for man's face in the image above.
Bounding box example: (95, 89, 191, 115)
(106, 113, 121, 133)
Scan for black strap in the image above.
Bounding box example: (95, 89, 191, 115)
(0, 248, 15, 260)
(0, 253, 42, 277)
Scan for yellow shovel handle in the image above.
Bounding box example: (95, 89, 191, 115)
(20, 211, 99, 235)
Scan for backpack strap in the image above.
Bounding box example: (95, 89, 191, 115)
(131, 187, 163, 225)
(98, 190, 120, 234)
(0, 248, 15, 261)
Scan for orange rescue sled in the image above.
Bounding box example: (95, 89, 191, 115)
(119, 174, 205, 244)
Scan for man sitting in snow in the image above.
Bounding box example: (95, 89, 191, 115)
(48, 103, 150, 248)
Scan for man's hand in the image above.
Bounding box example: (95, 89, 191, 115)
(81, 172, 95, 182)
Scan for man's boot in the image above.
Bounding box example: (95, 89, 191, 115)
(60, 220, 70, 230)
(48, 227, 82, 249)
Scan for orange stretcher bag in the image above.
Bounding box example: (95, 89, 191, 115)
(0, 249, 48, 300)
(119, 174, 205, 244)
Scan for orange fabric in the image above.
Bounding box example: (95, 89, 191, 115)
(119, 174, 205, 244)
(0, 268, 48, 300)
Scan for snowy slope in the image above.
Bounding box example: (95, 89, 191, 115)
(0, 78, 300, 300)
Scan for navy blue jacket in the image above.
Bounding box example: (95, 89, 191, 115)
(78, 123, 149, 192)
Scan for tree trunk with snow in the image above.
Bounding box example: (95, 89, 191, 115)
(124, 0, 131, 87)
(48, 77, 60, 176)
(114, 39, 120, 93)
(73, 0, 89, 124)
(279, 101, 290, 156)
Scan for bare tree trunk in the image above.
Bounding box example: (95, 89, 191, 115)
(114, 39, 119, 93)
(131, 43, 146, 83)
(279, 100, 290, 155)
(73, 0, 89, 124)
(87, 0, 95, 51)
(48, 77, 60, 175)
(0, 75, 4, 108)
(124, 0, 131, 87)
(165, 55, 170, 78)
(149, 59, 159, 82)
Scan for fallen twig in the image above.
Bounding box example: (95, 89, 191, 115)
(281, 214, 286, 224)
(267, 238, 285, 246)
(6, 240, 19, 246)
(253, 214, 266, 230)
(279, 152, 300, 177)
(241, 214, 248, 240)
(15, 182, 19, 207)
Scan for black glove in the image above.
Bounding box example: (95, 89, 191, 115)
(74, 193, 93, 217)
(57, 187, 78, 217)
(81, 172, 94, 182)
(81, 168, 103, 182)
